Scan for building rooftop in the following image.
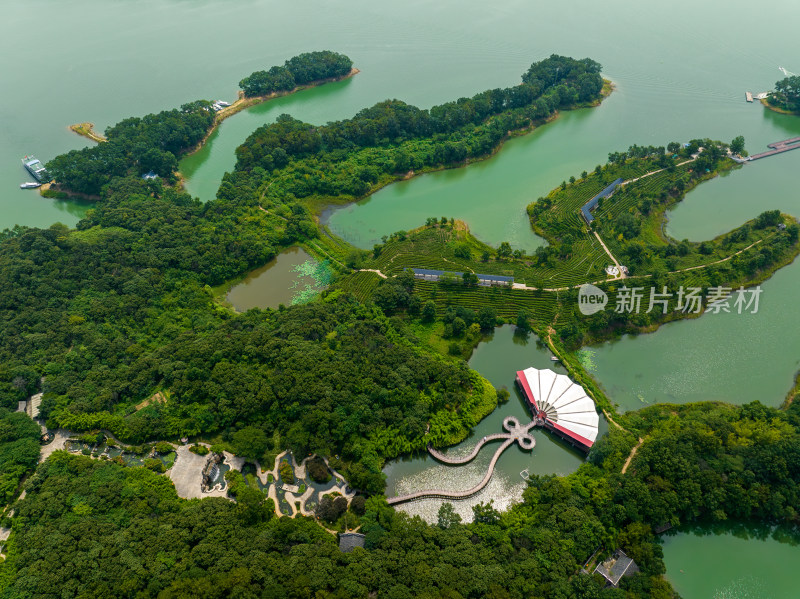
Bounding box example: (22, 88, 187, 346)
(594, 550, 638, 586)
(339, 532, 366, 553)
(580, 178, 624, 224)
(411, 268, 514, 283)
(515, 367, 599, 450)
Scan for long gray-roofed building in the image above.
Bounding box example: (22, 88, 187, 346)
(411, 268, 513, 286)
(580, 177, 624, 224)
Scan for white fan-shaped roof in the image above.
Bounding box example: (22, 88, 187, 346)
(516, 367, 599, 446)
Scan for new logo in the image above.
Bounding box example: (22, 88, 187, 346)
(578, 284, 608, 315)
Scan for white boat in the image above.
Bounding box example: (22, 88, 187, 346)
(21, 155, 49, 182)
(215, 100, 231, 107)
(20, 181, 41, 189)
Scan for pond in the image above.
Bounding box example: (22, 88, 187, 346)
(384, 325, 607, 523)
(224, 247, 332, 311)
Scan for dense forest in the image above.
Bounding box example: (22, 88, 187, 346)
(0, 177, 495, 493)
(767, 75, 800, 113)
(2, 401, 798, 598)
(238, 51, 353, 97)
(0, 410, 40, 506)
(45, 51, 354, 195)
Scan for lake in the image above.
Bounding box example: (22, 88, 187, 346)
(662, 526, 800, 599)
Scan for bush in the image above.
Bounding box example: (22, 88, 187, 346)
(307, 456, 331, 483)
(154, 441, 174, 454)
(189, 444, 209, 456)
(350, 495, 366, 516)
(316, 495, 348, 523)
(144, 458, 165, 473)
(279, 460, 295, 484)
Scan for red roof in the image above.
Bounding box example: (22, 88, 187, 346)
(515, 371, 535, 406)
(546, 420, 594, 449)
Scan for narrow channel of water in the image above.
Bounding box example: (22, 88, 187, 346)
(662, 526, 800, 599)
(385, 325, 607, 523)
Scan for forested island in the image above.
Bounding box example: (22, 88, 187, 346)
(1, 52, 799, 598)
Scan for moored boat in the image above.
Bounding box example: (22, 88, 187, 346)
(21, 155, 49, 182)
(20, 181, 41, 189)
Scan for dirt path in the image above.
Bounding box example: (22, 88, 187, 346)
(668, 239, 763, 273)
(593, 231, 626, 280)
(358, 268, 387, 279)
(621, 437, 645, 474)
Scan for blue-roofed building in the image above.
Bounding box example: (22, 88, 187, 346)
(142, 171, 158, 180)
(411, 268, 513, 287)
(580, 178, 624, 224)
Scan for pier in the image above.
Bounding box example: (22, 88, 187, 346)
(387, 416, 536, 505)
(748, 137, 800, 161)
(745, 91, 753, 103)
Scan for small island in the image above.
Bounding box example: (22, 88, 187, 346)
(761, 74, 800, 115)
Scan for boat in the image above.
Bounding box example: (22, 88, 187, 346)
(20, 181, 41, 189)
(21, 155, 49, 182)
(550, 356, 560, 361)
(215, 100, 231, 107)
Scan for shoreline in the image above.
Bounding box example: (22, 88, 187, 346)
(182, 67, 361, 160)
(759, 97, 800, 116)
(38, 181, 100, 202)
(65, 67, 361, 194)
(316, 78, 615, 226)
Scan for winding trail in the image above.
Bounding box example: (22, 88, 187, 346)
(621, 437, 645, 474)
(593, 231, 626, 280)
(358, 268, 387, 279)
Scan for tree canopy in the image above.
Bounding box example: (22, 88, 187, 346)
(239, 51, 353, 97)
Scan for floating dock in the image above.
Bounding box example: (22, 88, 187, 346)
(748, 136, 800, 161)
(745, 91, 754, 103)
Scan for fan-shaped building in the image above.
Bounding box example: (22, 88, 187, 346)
(515, 367, 599, 452)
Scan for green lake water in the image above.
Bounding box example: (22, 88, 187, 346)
(3, 0, 800, 587)
(384, 325, 607, 523)
(662, 527, 800, 599)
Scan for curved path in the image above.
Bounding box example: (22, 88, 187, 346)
(387, 438, 515, 505)
(427, 433, 509, 465)
(387, 416, 536, 505)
